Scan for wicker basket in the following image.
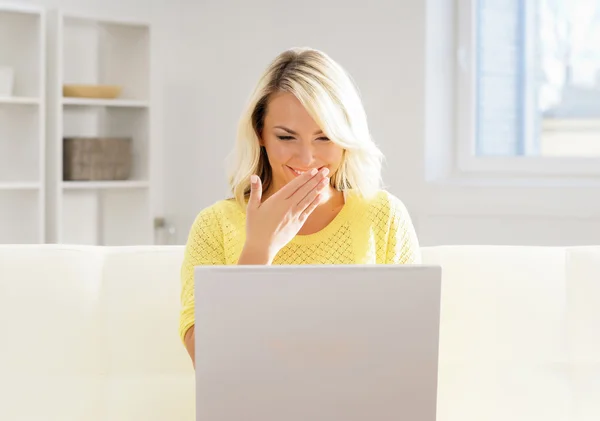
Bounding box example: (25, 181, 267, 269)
(63, 137, 132, 181)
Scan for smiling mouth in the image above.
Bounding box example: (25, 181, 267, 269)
(287, 166, 324, 177)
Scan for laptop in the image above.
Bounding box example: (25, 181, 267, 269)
(194, 264, 442, 421)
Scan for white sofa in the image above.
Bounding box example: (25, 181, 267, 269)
(0, 244, 598, 421)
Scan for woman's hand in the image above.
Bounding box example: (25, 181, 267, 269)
(239, 167, 330, 264)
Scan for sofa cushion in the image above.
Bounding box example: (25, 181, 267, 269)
(421, 246, 570, 421)
(0, 245, 106, 420)
(99, 245, 194, 421)
(565, 246, 600, 421)
(421, 245, 567, 363)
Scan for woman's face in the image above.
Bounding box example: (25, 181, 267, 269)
(260, 92, 344, 194)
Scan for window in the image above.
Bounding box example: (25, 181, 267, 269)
(456, 0, 600, 174)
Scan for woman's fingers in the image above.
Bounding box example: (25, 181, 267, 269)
(292, 167, 329, 205)
(294, 176, 329, 213)
(276, 167, 319, 199)
(247, 174, 262, 210)
(299, 191, 324, 223)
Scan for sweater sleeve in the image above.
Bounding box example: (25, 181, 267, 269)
(179, 206, 226, 343)
(385, 196, 422, 265)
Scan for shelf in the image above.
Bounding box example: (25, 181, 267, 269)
(0, 9, 154, 245)
(0, 96, 40, 105)
(62, 14, 150, 102)
(61, 188, 152, 245)
(43, 10, 153, 246)
(0, 7, 43, 98)
(62, 107, 149, 181)
(62, 181, 149, 190)
(0, 4, 43, 15)
(0, 189, 40, 243)
(0, 97, 40, 182)
(0, 5, 44, 244)
(61, 12, 150, 29)
(0, 182, 40, 190)
(62, 98, 149, 108)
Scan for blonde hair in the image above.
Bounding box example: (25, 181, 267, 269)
(227, 47, 384, 207)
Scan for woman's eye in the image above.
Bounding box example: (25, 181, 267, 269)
(276, 135, 330, 142)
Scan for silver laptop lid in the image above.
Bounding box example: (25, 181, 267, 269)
(194, 264, 441, 421)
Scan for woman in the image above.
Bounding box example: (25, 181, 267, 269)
(179, 47, 421, 366)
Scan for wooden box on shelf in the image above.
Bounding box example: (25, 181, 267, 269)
(63, 137, 132, 181)
(63, 84, 122, 99)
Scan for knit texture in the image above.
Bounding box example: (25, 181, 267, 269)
(179, 189, 421, 342)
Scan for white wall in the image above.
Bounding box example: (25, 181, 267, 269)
(20, 0, 600, 247)
(163, 0, 600, 247)
(161, 0, 434, 245)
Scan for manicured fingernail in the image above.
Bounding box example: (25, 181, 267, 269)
(251, 175, 258, 184)
(321, 167, 329, 176)
(310, 168, 318, 176)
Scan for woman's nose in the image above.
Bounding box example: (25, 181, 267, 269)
(295, 144, 316, 167)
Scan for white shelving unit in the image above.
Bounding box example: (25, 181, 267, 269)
(0, 4, 45, 244)
(47, 11, 153, 245)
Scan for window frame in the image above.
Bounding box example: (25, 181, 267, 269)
(455, 0, 600, 176)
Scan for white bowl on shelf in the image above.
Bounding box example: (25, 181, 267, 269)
(0, 66, 14, 97)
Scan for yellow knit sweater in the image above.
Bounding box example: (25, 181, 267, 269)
(179, 189, 421, 342)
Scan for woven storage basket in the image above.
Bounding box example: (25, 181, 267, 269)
(63, 137, 132, 181)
